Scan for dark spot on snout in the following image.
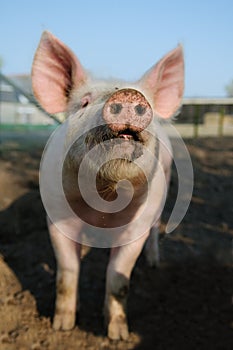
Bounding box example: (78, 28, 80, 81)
(135, 104, 146, 116)
(110, 103, 123, 115)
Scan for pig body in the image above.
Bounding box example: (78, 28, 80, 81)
(32, 32, 184, 339)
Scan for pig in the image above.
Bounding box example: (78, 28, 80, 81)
(32, 31, 184, 340)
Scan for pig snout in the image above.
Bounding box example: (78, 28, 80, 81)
(102, 88, 153, 133)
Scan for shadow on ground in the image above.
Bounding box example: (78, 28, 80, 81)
(0, 136, 233, 349)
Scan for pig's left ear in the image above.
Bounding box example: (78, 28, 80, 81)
(138, 45, 184, 119)
(32, 31, 87, 114)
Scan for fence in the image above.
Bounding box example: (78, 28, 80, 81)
(166, 98, 233, 138)
(1, 73, 233, 139)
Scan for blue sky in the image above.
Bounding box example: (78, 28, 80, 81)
(0, 0, 232, 97)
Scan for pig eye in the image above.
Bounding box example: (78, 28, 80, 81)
(110, 103, 122, 114)
(81, 94, 91, 108)
(82, 100, 89, 108)
(135, 104, 146, 116)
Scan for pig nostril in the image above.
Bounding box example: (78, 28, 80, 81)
(110, 103, 123, 115)
(135, 104, 146, 116)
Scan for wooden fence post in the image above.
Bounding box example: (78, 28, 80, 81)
(218, 107, 225, 137)
(193, 105, 200, 138)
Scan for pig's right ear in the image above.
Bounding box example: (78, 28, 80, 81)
(32, 31, 87, 114)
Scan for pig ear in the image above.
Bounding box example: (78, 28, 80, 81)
(32, 31, 87, 114)
(139, 45, 184, 119)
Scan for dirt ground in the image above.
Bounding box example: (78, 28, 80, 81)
(0, 133, 233, 350)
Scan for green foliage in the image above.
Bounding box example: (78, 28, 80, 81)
(0, 56, 3, 70)
(225, 79, 233, 97)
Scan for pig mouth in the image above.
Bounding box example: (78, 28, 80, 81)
(82, 126, 145, 163)
(113, 129, 142, 142)
(85, 126, 143, 145)
(102, 128, 144, 161)
(84, 126, 146, 156)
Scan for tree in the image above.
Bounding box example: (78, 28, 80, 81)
(0, 56, 4, 73)
(225, 79, 233, 97)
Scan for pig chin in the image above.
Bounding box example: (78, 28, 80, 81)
(97, 157, 148, 194)
(98, 145, 153, 192)
(107, 138, 143, 161)
(83, 130, 148, 188)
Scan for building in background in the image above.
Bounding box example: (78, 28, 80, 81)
(0, 73, 60, 127)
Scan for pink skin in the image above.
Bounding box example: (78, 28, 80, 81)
(32, 31, 184, 340)
(48, 218, 81, 331)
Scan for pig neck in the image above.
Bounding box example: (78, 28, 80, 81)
(63, 161, 152, 228)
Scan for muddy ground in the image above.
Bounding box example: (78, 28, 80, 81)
(0, 133, 233, 350)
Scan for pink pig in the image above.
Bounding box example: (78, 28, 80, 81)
(32, 31, 184, 340)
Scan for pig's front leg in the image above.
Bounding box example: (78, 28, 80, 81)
(105, 232, 149, 340)
(48, 218, 81, 331)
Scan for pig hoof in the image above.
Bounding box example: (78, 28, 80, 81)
(52, 312, 76, 331)
(107, 316, 129, 340)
